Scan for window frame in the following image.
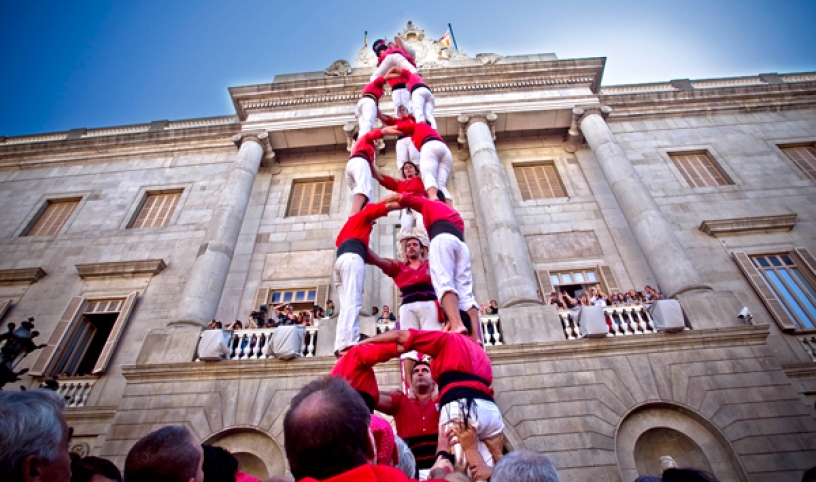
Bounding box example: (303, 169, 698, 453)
(14, 193, 90, 239)
(120, 184, 191, 230)
(512, 162, 568, 201)
(666, 150, 734, 188)
(508, 157, 573, 205)
(775, 142, 816, 181)
(285, 177, 335, 218)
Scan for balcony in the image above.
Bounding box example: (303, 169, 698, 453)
(558, 304, 672, 340)
(196, 326, 319, 361)
(42, 378, 96, 407)
(375, 316, 504, 347)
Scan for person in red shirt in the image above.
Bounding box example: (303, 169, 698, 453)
(356, 77, 388, 137)
(377, 360, 441, 478)
(367, 236, 440, 384)
(359, 326, 505, 471)
(385, 67, 436, 129)
(371, 37, 418, 117)
(346, 129, 383, 214)
(368, 156, 428, 254)
(330, 342, 400, 412)
(334, 201, 400, 355)
(381, 120, 452, 205)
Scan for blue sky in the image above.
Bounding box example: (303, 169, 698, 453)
(1, 0, 815, 137)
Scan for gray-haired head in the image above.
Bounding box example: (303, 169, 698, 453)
(0, 389, 68, 481)
(395, 437, 416, 479)
(491, 450, 560, 482)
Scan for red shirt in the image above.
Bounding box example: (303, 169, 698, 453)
(390, 68, 428, 91)
(382, 260, 432, 291)
(330, 342, 399, 405)
(362, 76, 387, 100)
(403, 330, 493, 400)
(380, 392, 440, 468)
(351, 130, 382, 163)
(379, 175, 425, 196)
(299, 464, 441, 482)
(399, 195, 465, 235)
(393, 120, 443, 151)
(335, 203, 388, 247)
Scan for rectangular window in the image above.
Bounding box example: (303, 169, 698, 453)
(130, 191, 182, 229)
(751, 254, 816, 330)
(287, 180, 333, 217)
(669, 152, 730, 187)
(779, 144, 816, 180)
(514, 163, 566, 200)
(25, 199, 80, 236)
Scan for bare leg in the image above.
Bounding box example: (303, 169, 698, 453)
(351, 193, 368, 214)
(441, 292, 467, 335)
(402, 358, 416, 393)
(484, 433, 505, 464)
(467, 307, 481, 344)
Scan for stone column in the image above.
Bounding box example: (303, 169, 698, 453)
(172, 132, 272, 327)
(459, 113, 541, 307)
(578, 108, 708, 298)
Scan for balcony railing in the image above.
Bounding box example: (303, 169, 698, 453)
(42, 379, 95, 407)
(377, 321, 397, 334)
(197, 326, 319, 361)
(480, 315, 503, 347)
(558, 304, 658, 340)
(799, 336, 816, 363)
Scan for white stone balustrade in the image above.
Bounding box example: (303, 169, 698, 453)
(44, 379, 95, 407)
(377, 321, 397, 334)
(559, 305, 660, 340)
(480, 315, 503, 347)
(197, 327, 318, 361)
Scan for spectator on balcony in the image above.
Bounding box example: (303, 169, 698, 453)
(608, 292, 626, 306)
(624, 289, 640, 304)
(326, 300, 336, 318)
(479, 304, 488, 316)
(298, 311, 313, 327)
(312, 305, 326, 320)
(372, 306, 380, 317)
(226, 320, 243, 330)
(274, 304, 298, 326)
(0, 389, 71, 482)
(589, 287, 608, 307)
(645, 285, 663, 301)
(124, 425, 204, 482)
(547, 291, 564, 309)
(378, 305, 397, 323)
(486, 300, 499, 315)
(71, 454, 123, 482)
(577, 294, 590, 306)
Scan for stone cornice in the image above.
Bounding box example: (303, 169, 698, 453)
(75, 259, 166, 279)
(699, 214, 798, 237)
(0, 267, 47, 284)
(601, 77, 816, 120)
(230, 58, 606, 120)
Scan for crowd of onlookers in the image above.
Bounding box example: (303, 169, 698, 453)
(206, 300, 338, 331)
(540, 284, 663, 310)
(3, 387, 816, 482)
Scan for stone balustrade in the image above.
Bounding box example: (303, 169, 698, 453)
(43, 379, 95, 407)
(376, 321, 397, 334)
(799, 336, 816, 363)
(196, 327, 319, 361)
(480, 315, 504, 347)
(558, 305, 659, 340)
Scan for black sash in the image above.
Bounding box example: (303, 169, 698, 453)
(392, 82, 407, 90)
(411, 83, 431, 93)
(362, 92, 378, 102)
(429, 220, 464, 242)
(337, 239, 367, 260)
(420, 135, 444, 147)
(437, 371, 494, 407)
(400, 283, 436, 305)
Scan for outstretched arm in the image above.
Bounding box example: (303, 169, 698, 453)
(366, 247, 397, 272)
(358, 328, 410, 348)
(380, 125, 404, 137)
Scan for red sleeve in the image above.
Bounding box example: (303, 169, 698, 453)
(381, 114, 398, 126)
(381, 259, 401, 278)
(362, 129, 383, 143)
(380, 175, 399, 192)
(395, 120, 415, 136)
(399, 194, 427, 212)
(372, 76, 387, 88)
(362, 202, 389, 223)
(378, 392, 403, 417)
(353, 342, 400, 366)
(403, 329, 447, 357)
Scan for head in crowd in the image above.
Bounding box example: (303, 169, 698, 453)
(662, 468, 718, 482)
(397, 104, 412, 119)
(803, 466, 816, 482)
(404, 237, 425, 261)
(491, 450, 560, 482)
(372, 306, 380, 316)
(372, 39, 387, 57)
(283, 376, 373, 480)
(0, 389, 71, 482)
(71, 455, 122, 482)
(201, 445, 238, 482)
(444, 473, 473, 482)
(401, 161, 418, 179)
(394, 437, 416, 479)
(412, 360, 434, 395)
(124, 425, 204, 482)
(370, 414, 398, 466)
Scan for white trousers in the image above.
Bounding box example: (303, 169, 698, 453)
(398, 300, 441, 360)
(345, 156, 372, 202)
(371, 53, 418, 79)
(355, 97, 378, 137)
(392, 88, 412, 117)
(429, 233, 477, 311)
(399, 209, 428, 241)
(396, 137, 420, 173)
(333, 252, 365, 352)
(440, 398, 504, 467)
(411, 87, 436, 129)
(419, 140, 453, 201)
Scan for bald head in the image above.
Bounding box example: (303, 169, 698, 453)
(284, 377, 372, 480)
(492, 450, 560, 482)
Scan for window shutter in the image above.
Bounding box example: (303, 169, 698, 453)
(316, 284, 329, 310)
(28, 296, 85, 376)
(598, 264, 621, 294)
(253, 287, 271, 311)
(0, 299, 11, 320)
(92, 292, 138, 375)
(535, 270, 553, 295)
(732, 251, 797, 332)
(792, 247, 816, 279)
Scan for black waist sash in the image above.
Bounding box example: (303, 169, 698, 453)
(438, 371, 494, 408)
(350, 152, 372, 163)
(429, 220, 464, 242)
(392, 82, 407, 90)
(402, 433, 438, 471)
(400, 283, 436, 305)
(411, 83, 431, 93)
(420, 135, 444, 148)
(337, 239, 367, 260)
(362, 92, 378, 102)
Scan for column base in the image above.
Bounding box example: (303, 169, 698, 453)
(499, 304, 565, 344)
(675, 290, 746, 330)
(136, 325, 202, 365)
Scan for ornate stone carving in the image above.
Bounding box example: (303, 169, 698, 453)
(353, 21, 473, 69)
(574, 105, 613, 127)
(232, 131, 275, 165)
(324, 59, 351, 77)
(457, 113, 498, 147)
(476, 53, 503, 65)
(659, 455, 678, 471)
(70, 442, 91, 457)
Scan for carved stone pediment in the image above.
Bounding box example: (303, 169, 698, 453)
(352, 21, 474, 69)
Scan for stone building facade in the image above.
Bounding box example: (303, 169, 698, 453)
(1, 23, 815, 481)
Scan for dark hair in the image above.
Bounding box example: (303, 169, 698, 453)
(124, 425, 201, 482)
(284, 377, 371, 480)
(202, 445, 238, 482)
(803, 466, 816, 482)
(400, 161, 418, 179)
(413, 359, 431, 371)
(372, 39, 387, 55)
(437, 190, 446, 203)
(662, 468, 718, 482)
(71, 455, 123, 482)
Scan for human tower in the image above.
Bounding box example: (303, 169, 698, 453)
(330, 35, 505, 480)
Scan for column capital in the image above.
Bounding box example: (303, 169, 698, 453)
(457, 112, 498, 146)
(574, 105, 612, 125)
(232, 131, 276, 165)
